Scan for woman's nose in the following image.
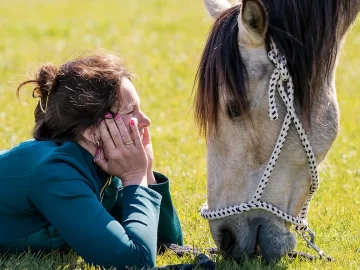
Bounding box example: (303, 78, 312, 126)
(137, 111, 151, 127)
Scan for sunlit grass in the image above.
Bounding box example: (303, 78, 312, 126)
(0, 0, 359, 269)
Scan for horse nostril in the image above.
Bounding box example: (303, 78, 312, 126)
(221, 229, 235, 251)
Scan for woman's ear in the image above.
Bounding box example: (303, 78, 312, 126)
(82, 127, 100, 146)
(238, 0, 268, 46)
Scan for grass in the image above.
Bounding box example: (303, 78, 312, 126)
(0, 0, 359, 269)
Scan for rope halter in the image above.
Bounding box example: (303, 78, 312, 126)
(200, 39, 329, 259)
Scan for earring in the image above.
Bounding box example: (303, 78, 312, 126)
(92, 133, 100, 147)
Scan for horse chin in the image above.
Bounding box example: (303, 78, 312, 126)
(211, 215, 297, 263)
(255, 222, 296, 262)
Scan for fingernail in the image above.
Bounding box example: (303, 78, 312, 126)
(105, 113, 112, 119)
(130, 120, 135, 126)
(94, 148, 101, 162)
(114, 114, 121, 120)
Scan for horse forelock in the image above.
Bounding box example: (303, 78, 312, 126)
(195, 0, 358, 136)
(195, 5, 247, 137)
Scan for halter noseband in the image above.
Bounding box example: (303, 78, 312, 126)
(200, 39, 329, 259)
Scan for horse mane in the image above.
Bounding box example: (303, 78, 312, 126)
(195, 0, 358, 136)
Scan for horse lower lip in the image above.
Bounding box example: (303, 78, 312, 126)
(220, 229, 235, 252)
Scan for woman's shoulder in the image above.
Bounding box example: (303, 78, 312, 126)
(1, 140, 95, 182)
(3, 140, 85, 164)
(25, 141, 105, 213)
(30, 141, 93, 174)
(0, 140, 75, 174)
(0, 140, 102, 203)
(27, 141, 102, 194)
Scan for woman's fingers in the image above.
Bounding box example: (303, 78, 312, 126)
(104, 113, 125, 149)
(129, 118, 143, 148)
(94, 147, 108, 171)
(99, 119, 116, 154)
(113, 114, 134, 147)
(101, 112, 143, 153)
(142, 127, 150, 145)
(95, 114, 148, 186)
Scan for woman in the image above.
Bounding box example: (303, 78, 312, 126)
(0, 52, 183, 269)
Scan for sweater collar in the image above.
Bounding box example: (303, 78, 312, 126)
(75, 143, 110, 186)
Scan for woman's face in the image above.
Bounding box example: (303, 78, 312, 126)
(111, 78, 151, 140)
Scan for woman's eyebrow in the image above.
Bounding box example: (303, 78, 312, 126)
(122, 102, 137, 110)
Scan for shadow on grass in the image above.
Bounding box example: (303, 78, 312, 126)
(156, 243, 288, 270)
(0, 250, 113, 270)
(154, 254, 288, 270)
(211, 254, 288, 270)
(0, 246, 293, 270)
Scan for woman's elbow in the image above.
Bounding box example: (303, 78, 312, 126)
(111, 242, 156, 269)
(79, 240, 157, 268)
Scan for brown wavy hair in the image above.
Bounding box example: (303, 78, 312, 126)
(17, 52, 131, 141)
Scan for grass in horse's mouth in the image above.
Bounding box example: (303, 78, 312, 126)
(254, 229, 262, 257)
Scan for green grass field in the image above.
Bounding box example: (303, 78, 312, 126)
(0, 0, 359, 269)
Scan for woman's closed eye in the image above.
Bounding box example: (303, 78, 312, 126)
(122, 110, 134, 115)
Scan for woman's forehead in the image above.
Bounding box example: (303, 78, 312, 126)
(113, 78, 139, 111)
(121, 78, 139, 103)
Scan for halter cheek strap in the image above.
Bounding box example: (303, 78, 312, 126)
(200, 39, 329, 259)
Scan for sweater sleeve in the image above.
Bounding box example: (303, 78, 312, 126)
(28, 159, 162, 269)
(148, 172, 183, 246)
(110, 172, 183, 246)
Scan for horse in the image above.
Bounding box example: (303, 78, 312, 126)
(195, 0, 359, 262)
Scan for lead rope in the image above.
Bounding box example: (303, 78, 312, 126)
(200, 39, 330, 259)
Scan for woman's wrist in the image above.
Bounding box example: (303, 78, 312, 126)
(147, 170, 157, 185)
(121, 175, 148, 188)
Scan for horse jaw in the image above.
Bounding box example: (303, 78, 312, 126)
(204, 0, 232, 19)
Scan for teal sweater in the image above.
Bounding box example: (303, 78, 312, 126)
(0, 140, 183, 269)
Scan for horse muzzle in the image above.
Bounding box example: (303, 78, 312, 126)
(210, 215, 297, 262)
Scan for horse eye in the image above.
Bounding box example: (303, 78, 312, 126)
(226, 101, 241, 119)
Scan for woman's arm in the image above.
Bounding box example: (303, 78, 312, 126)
(137, 127, 183, 245)
(148, 172, 183, 246)
(110, 172, 183, 246)
(111, 172, 183, 246)
(28, 160, 161, 269)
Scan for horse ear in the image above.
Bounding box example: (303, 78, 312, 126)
(204, 0, 232, 19)
(238, 0, 268, 46)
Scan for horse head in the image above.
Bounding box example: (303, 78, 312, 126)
(196, 0, 358, 262)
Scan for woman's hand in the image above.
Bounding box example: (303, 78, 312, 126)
(142, 127, 157, 184)
(94, 113, 148, 187)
